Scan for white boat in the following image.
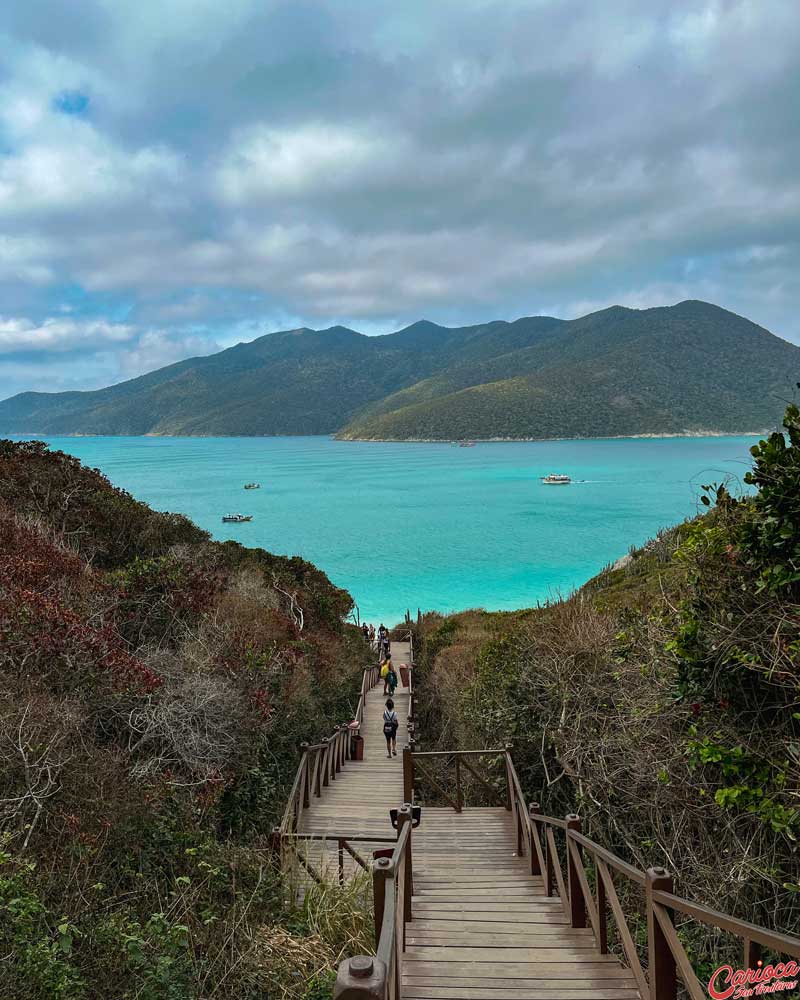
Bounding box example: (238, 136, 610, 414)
(243, 483, 261, 489)
(541, 473, 571, 485)
(222, 513, 253, 522)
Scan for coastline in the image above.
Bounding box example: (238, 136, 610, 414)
(335, 429, 769, 444)
(4, 428, 769, 443)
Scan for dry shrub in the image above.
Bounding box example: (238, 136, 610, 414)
(238, 872, 373, 1000)
(416, 584, 800, 970)
(227, 566, 282, 610)
(298, 870, 374, 962)
(243, 926, 336, 999)
(0, 695, 84, 847)
(124, 669, 253, 782)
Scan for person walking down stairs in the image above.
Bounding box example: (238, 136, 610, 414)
(382, 698, 399, 758)
(386, 658, 398, 697)
(381, 654, 397, 696)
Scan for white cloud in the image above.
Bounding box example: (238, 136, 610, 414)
(115, 329, 220, 377)
(217, 123, 390, 201)
(0, 0, 797, 403)
(0, 316, 135, 353)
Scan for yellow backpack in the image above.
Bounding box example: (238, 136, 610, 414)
(380, 663, 389, 678)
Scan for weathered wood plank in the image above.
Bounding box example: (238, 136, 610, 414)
(402, 989, 641, 1000)
(404, 947, 618, 962)
(402, 962, 635, 978)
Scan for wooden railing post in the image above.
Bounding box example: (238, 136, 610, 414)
(314, 747, 323, 798)
(543, 818, 554, 897)
(300, 744, 310, 808)
(372, 856, 392, 945)
(646, 867, 677, 1000)
(322, 739, 331, 788)
(597, 857, 608, 954)
(330, 735, 338, 783)
(454, 756, 463, 813)
(403, 747, 414, 804)
(333, 955, 387, 1000)
(744, 938, 762, 969)
(397, 804, 413, 925)
(565, 814, 586, 929)
(504, 744, 513, 811)
(529, 802, 541, 876)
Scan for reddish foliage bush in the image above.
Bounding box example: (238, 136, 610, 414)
(0, 587, 161, 693)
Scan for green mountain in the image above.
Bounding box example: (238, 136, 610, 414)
(1, 300, 796, 439)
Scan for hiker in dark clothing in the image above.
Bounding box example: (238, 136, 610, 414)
(383, 698, 399, 758)
(387, 660, 398, 697)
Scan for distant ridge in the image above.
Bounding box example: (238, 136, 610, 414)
(0, 300, 796, 440)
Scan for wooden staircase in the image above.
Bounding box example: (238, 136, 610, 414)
(405, 807, 639, 999)
(275, 635, 800, 1000)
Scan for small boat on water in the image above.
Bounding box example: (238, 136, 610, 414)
(542, 473, 571, 485)
(459, 441, 476, 448)
(222, 513, 253, 523)
(243, 482, 261, 489)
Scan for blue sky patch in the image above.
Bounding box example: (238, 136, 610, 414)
(53, 90, 89, 116)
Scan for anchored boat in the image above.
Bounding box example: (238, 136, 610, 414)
(222, 513, 253, 523)
(243, 482, 261, 489)
(541, 473, 571, 485)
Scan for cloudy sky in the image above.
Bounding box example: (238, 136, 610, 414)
(1, 0, 799, 399)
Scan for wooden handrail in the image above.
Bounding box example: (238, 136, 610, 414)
(417, 745, 800, 1000)
(406, 749, 509, 811)
(281, 833, 396, 844)
(569, 829, 647, 885)
(411, 748, 508, 757)
(276, 664, 381, 844)
(518, 772, 800, 1000)
(652, 889, 800, 959)
(336, 804, 414, 1000)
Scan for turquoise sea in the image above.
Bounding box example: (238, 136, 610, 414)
(25, 435, 759, 624)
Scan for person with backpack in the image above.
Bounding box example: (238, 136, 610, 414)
(381, 654, 393, 695)
(383, 698, 399, 758)
(361, 623, 370, 643)
(386, 658, 398, 697)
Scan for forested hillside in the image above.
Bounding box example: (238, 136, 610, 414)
(342, 301, 798, 440)
(409, 404, 800, 970)
(0, 301, 796, 440)
(0, 440, 371, 999)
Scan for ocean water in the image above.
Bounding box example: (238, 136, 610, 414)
(24, 435, 759, 624)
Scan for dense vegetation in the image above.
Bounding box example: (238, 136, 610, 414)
(411, 404, 800, 970)
(0, 300, 796, 440)
(0, 440, 373, 999)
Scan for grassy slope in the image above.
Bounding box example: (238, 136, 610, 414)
(0, 440, 372, 999)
